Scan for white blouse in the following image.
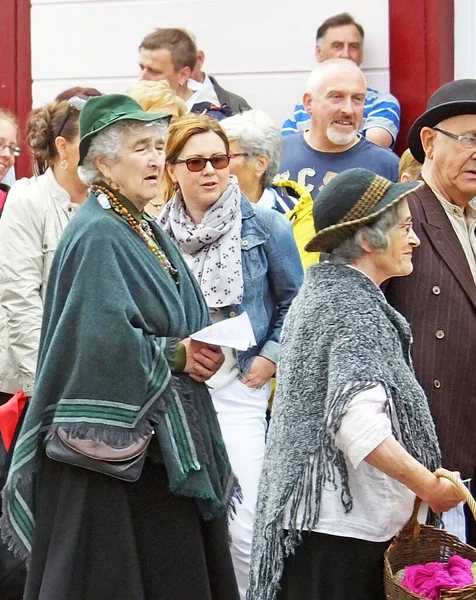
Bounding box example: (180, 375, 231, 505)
(283, 383, 419, 542)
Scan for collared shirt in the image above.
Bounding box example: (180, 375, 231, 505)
(201, 74, 220, 105)
(258, 187, 297, 214)
(282, 381, 420, 542)
(431, 187, 476, 284)
(1, 165, 16, 186)
(186, 79, 220, 112)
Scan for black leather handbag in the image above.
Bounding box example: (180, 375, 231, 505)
(45, 428, 154, 482)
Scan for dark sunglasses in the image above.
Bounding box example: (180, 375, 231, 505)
(57, 95, 88, 138)
(173, 154, 230, 172)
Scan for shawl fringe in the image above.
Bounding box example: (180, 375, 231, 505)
(247, 381, 380, 600)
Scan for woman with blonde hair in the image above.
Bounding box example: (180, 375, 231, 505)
(126, 80, 187, 118)
(159, 113, 303, 599)
(126, 81, 187, 215)
(398, 148, 422, 182)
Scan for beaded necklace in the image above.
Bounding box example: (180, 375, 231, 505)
(92, 184, 179, 285)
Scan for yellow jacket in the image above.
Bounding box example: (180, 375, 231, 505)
(274, 180, 320, 270)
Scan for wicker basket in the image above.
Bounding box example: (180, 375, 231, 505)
(384, 469, 476, 600)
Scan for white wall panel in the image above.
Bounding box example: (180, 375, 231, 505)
(454, 0, 476, 79)
(31, 0, 391, 127)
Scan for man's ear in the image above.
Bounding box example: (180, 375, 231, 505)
(303, 93, 313, 115)
(197, 50, 205, 70)
(178, 66, 192, 86)
(315, 44, 323, 63)
(420, 127, 436, 160)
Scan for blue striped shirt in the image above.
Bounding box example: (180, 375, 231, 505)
(281, 87, 401, 144)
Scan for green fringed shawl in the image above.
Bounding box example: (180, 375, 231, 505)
(0, 193, 239, 559)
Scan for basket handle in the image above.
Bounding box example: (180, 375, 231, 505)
(408, 468, 476, 540)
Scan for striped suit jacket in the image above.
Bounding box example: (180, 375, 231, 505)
(386, 185, 476, 479)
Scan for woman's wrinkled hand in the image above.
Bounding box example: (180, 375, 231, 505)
(181, 338, 225, 383)
(425, 473, 466, 513)
(240, 356, 276, 389)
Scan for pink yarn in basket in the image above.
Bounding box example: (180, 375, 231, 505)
(402, 555, 474, 600)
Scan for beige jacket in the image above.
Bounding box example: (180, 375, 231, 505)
(0, 168, 79, 394)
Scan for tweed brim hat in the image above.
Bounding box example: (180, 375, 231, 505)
(408, 79, 476, 163)
(78, 94, 171, 165)
(305, 168, 424, 254)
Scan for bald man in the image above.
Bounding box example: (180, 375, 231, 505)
(277, 59, 399, 196)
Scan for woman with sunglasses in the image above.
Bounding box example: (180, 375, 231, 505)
(159, 114, 303, 600)
(0, 88, 100, 404)
(0, 108, 20, 221)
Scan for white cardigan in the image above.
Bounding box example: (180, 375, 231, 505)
(0, 168, 79, 395)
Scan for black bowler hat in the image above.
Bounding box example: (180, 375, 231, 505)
(408, 79, 476, 163)
(305, 168, 423, 254)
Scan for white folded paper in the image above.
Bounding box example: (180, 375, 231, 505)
(190, 311, 256, 351)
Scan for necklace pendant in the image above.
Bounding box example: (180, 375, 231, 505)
(140, 219, 151, 233)
(97, 193, 111, 210)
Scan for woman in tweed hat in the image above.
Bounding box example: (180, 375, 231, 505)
(248, 168, 464, 600)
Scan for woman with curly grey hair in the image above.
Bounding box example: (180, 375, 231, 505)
(1, 94, 240, 600)
(221, 109, 298, 214)
(249, 168, 464, 600)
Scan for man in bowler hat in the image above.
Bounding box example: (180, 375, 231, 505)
(386, 79, 476, 542)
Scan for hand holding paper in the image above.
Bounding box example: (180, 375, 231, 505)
(182, 338, 224, 383)
(190, 311, 256, 351)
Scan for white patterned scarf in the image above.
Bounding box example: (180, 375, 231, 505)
(158, 176, 244, 308)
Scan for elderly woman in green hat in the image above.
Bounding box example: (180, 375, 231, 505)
(0, 94, 240, 600)
(248, 168, 465, 600)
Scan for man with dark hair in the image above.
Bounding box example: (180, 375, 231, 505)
(282, 12, 400, 149)
(138, 28, 217, 112)
(190, 48, 251, 115)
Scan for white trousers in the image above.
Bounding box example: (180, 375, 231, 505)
(211, 377, 270, 600)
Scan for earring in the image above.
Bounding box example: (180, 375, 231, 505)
(60, 159, 68, 170)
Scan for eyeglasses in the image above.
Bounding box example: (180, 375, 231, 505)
(0, 142, 21, 157)
(57, 95, 88, 138)
(433, 127, 476, 149)
(173, 154, 230, 172)
(230, 152, 249, 159)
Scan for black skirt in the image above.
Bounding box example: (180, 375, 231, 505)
(279, 531, 390, 600)
(24, 455, 239, 600)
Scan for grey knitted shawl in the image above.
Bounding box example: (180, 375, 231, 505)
(248, 263, 441, 600)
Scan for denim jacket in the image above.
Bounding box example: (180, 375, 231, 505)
(224, 195, 303, 374)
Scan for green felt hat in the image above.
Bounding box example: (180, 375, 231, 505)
(305, 168, 424, 253)
(78, 94, 171, 165)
